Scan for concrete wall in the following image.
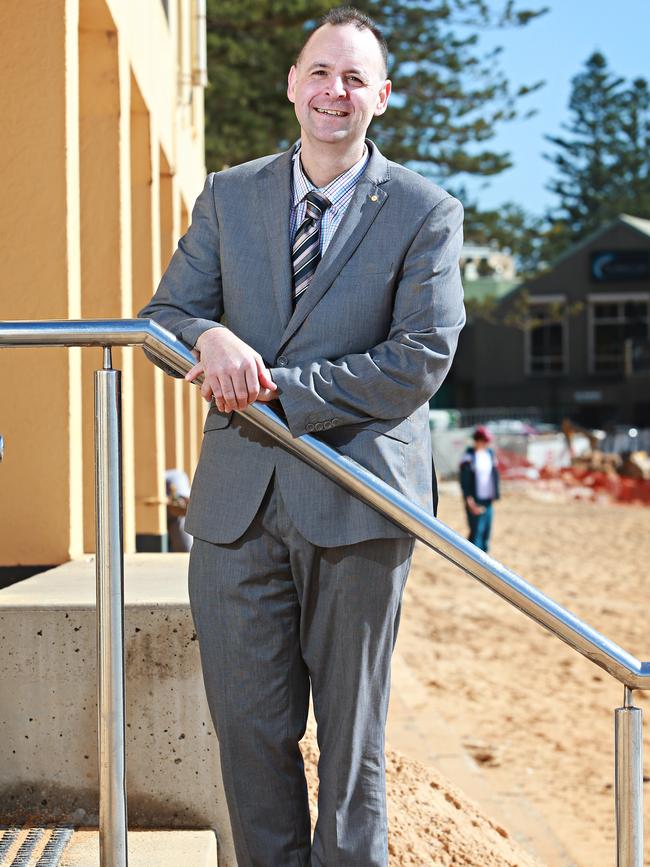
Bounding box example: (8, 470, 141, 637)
(0, 0, 207, 567)
(0, 555, 236, 866)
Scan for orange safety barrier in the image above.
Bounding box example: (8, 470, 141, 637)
(498, 451, 650, 506)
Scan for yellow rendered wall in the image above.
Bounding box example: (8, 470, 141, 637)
(0, 0, 205, 565)
(160, 157, 187, 479)
(101, 0, 205, 197)
(79, 14, 136, 553)
(178, 199, 209, 464)
(131, 90, 167, 544)
(0, 0, 84, 564)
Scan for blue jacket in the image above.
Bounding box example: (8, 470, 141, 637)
(459, 447, 500, 501)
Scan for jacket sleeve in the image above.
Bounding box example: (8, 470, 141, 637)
(270, 196, 465, 437)
(491, 449, 501, 500)
(459, 452, 473, 498)
(138, 174, 225, 376)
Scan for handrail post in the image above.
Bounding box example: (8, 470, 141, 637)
(95, 347, 128, 866)
(615, 686, 643, 866)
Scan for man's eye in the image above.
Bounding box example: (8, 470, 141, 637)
(312, 70, 327, 76)
(347, 75, 363, 84)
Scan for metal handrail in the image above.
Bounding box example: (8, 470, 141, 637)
(4, 318, 648, 687)
(0, 318, 644, 867)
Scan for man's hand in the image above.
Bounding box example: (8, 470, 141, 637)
(185, 327, 277, 412)
(466, 496, 486, 516)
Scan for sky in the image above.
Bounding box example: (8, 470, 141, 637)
(459, 0, 650, 216)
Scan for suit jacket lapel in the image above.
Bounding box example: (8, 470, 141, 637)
(278, 142, 391, 350)
(258, 149, 295, 330)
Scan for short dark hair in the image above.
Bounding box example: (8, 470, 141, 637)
(297, 6, 388, 76)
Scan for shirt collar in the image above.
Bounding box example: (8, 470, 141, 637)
(291, 144, 369, 213)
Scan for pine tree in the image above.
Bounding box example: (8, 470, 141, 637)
(357, 0, 545, 180)
(204, 1, 546, 180)
(617, 77, 650, 215)
(204, 1, 330, 170)
(544, 52, 650, 255)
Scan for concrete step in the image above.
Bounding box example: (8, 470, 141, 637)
(61, 829, 217, 867)
(0, 828, 217, 867)
(0, 555, 236, 866)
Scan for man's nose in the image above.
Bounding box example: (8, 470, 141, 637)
(326, 76, 347, 98)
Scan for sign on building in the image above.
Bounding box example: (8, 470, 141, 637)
(591, 251, 650, 282)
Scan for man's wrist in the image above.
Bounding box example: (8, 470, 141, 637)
(195, 325, 224, 351)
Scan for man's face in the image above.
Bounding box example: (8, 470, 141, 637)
(287, 23, 391, 151)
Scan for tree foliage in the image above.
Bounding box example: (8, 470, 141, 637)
(465, 53, 650, 280)
(543, 52, 650, 257)
(205, 0, 546, 181)
(461, 197, 545, 276)
(465, 289, 582, 331)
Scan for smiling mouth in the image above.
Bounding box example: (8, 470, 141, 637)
(314, 108, 349, 117)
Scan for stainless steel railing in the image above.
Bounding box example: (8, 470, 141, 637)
(0, 318, 645, 867)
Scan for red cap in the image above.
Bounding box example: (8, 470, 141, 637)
(473, 425, 493, 442)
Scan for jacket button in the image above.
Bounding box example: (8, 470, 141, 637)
(277, 355, 288, 366)
(314, 423, 324, 432)
(306, 423, 315, 432)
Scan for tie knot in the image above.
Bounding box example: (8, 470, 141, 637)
(304, 190, 331, 220)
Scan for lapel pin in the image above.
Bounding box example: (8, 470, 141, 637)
(369, 194, 378, 202)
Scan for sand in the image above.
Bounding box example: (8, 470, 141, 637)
(397, 484, 650, 866)
(303, 485, 649, 865)
(302, 723, 542, 866)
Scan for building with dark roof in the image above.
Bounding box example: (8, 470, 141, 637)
(449, 215, 650, 427)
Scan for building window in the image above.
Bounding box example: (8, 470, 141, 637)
(525, 297, 567, 376)
(589, 295, 650, 375)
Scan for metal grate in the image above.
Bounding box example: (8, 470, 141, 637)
(10, 829, 44, 866)
(0, 827, 73, 867)
(36, 829, 74, 867)
(0, 830, 20, 863)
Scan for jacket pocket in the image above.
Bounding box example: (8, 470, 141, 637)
(337, 261, 394, 280)
(203, 409, 233, 432)
(363, 417, 412, 443)
(324, 417, 412, 446)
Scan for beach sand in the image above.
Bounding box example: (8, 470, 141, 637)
(302, 722, 542, 866)
(303, 485, 649, 865)
(395, 484, 650, 866)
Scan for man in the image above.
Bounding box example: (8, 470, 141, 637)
(460, 426, 500, 552)
(165, 468, 192, 552)
(140, 8, 464, 866)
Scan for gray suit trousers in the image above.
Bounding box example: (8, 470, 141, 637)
(188, 480, 413, 867)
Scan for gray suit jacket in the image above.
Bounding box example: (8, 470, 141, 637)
(139, 141, 465, 547)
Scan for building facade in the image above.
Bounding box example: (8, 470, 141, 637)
(1, 0, 207, 574)
(451, 215, 650, 428)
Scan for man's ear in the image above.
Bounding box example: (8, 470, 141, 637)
(374, 79, 392, 117)
(287, 65, 297, 103)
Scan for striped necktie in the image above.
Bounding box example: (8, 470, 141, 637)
(292, 190, 331, 304)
